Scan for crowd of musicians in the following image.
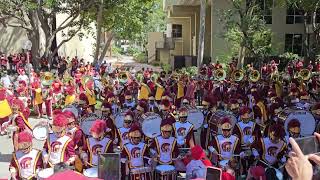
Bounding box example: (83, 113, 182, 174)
(0, 56, 320, 180)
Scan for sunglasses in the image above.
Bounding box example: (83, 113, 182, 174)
(20, 145, 31, 151)
(124, 120, 132, 124)
(163, 130, 171, 133)
(222, 129, 231, 132)
(132, 137, 140, 139)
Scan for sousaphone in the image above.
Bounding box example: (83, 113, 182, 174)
(249, 70, 260, 82)
(41, 72, 54, 86)
(231, 69, 244, 82)
(214, 69, 226, 81)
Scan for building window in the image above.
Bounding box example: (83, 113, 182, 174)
(285, 34, 303, 56)
(307, 10, 320, 24)
(258, 0, 273, 24)
(286, 7, 304, 24)
(172, 24, 182, 38)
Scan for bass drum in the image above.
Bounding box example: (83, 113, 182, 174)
(187, 107, 204, 130)
(210, 110, 237, 135)
(141, 112, 162, 138)
(280, 108, 316, 136)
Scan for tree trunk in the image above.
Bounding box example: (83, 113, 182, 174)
(98, 33, 114, 65)
(28, 31, 41, 71)
(303, 12, 309, 65)
(237, 45, 245, 69)
(197, 0, 206, 70)
(94, 0, 104, 64)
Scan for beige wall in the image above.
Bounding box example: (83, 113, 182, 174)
(147, 32, 164, 62)
(165, 0, 310, 63)
(0, 14, 96, 62)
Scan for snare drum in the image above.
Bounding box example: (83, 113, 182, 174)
(83, 167, 98, 178)
(130, 167, 153, 180)
(141, 112, 162, 138)
(155, 165, 176, 180)
(33, 123, 48, 141)
(187, 108, 204, 130)
(37, 168, 54, 180)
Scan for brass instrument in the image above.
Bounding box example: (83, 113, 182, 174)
(136, 71, 144, 83)
(299, 69, 311, 81)
(41, 72, 54, 86)
(119, 71, 128, 84)
(81, 75, 94, 88)
(231, 69, 244, 82)
(151, 72, 160, 82)
(249, 70, 260, 82)
(214, 69, 226, 81)
(271, 72, 280, 82)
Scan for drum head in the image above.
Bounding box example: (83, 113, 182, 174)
(284, 110, 316, 136)
(80, 115, 99, 136)
(115, 112, 126, 128)
(38, 168, 54, 178)
(187, 108, 204, 130)
(213, 110, 237, 134)
(63, 105, 79, 118)
(83, 167, 98, 177)
(156, 165, 175, 172)
(33, 123, 48, 141)
(142, 112, 162, 138)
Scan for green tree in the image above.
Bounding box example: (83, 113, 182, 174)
(218, 0, 273, 68)
(0, 0, 95, 68)
(278, 0, 320, 60)
(91, 0, 154, 65)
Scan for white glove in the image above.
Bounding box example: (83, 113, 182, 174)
(42, 154, 49, 164)
(148, 158, 152, 165)
(252, 149, 259, 158)
(121, 158, 127, 164)
(208, 146, 216, 153)
(240, 152, 246, 159)
(248, 137, 254, 144)
(203, 124, 208, 128)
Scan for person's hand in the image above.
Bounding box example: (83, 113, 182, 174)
(285, 137, 313, 180)
(308, 132, 320, 165)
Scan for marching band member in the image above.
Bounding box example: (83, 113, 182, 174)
(9, 131, 43, 180)
(123, 91, 136, 109)
(64, 84, 76, 106)
(17, 68, 29, 86)
(135, 100, 148, 123)
(232, 106, 261, 147)
(106, 93, 119, 115)
(285, 119, 302, 142)
(148, 96, 159, 113)
(201, 96, 218, 149)
(208, 117, 241, 167)
(150, 118, 179, 165)
(121, 125, 151, 180)
(100, 101, 116, 139)
(251, 124, 287, 167)
(81, 120, 113, 167)
(16, 80, 29, 107)
(41, 79, 53, 119)
(173, 107, 195, 148)
(116, 110, 135, 148)
(83, 78, 96, 112)
(43, 113, 76, 167)
(185, 145, 212, 180)
(64, 111, 84, 151)
(10, 98, 32, 151)
(30, 80, 43, 118)
(159, 99, 175, 124)
(52, 80, 63, 109)
(78, 93, 92, 118)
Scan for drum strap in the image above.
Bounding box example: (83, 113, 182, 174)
(19, 112, 32, 130)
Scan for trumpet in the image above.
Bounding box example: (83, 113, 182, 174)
(231, 69, 244, 82)
(249, 70, 260, 82)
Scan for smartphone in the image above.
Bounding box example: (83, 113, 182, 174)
(206, 167, 222, 180)
(295, 136, 320, 155)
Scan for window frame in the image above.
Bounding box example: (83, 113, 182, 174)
(172, 24, 183, 38)
(285, 33, 303, 56)
(286, 6, 305, 24)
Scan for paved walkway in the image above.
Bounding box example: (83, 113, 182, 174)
(0, 117, 46, 179)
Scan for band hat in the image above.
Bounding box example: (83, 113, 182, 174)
(18, 131, 32, 149)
